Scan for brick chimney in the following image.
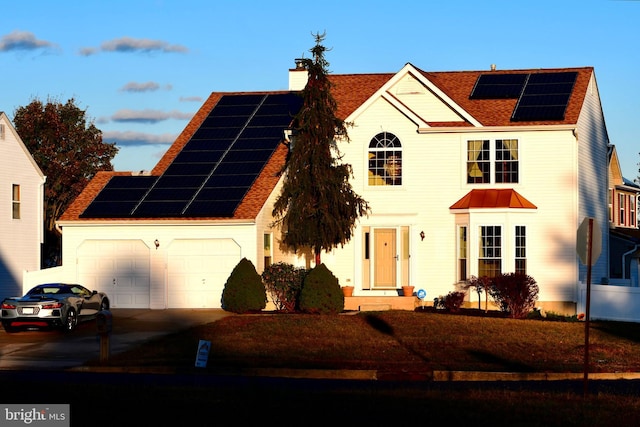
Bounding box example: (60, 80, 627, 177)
(288, 58, 308, 91)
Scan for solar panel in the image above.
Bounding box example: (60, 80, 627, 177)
(80, 92, 302, 219)
(511, 72, 577, 121)
(79, 176, 158, 218)
(470, 73, 528, 99)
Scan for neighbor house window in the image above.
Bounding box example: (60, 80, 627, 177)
(495, 139, 518, 183)
(368, 132, 402, 186)
(458, 226, 468, 282)
(515, 226, 526, 274)
(631, 196, 636, 227)
(12, 184, 20, 219)
(479, 226, 501, 278)
(608, 189, 613, 223)
(263, 233, 272, 268)
(467, 140, 490, 183)
(619, 193, 626, 225)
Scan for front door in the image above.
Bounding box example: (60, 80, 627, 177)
(373, 228, 397, 289)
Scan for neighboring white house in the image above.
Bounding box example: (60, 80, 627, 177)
(39, 62, 612, 315)
(0, 112, 46, 300)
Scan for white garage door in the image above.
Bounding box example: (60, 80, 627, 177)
(167, 239, 242, 308)
(77, 240, 151, 308)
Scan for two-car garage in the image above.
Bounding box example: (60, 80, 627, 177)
(72, 236, 244, 309)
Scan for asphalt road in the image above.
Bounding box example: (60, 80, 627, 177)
(0, 308, 231, 369)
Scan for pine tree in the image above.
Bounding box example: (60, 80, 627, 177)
(272, 32, 370, 265)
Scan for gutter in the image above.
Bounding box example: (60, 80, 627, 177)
(417, 124, 577, 134)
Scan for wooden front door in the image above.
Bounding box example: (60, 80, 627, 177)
(373, 228, 397, 289)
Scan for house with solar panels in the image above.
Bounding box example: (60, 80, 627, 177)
(41, 62, 612, 314)
(0, 112, 46, 301)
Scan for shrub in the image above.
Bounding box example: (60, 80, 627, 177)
(488, 273, 539, 319)
(261, 262, 308, 312)
(221, 258, 267, 314)
(433, 291, 466, 312)
(463, 275, 492, 310)
(298, 263, 344, 314)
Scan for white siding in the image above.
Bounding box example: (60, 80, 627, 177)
(576, 73, 610, 284)
(54, 222, 257, 309)
(0, 114, 45, 299)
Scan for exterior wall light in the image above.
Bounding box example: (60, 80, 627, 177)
(154, 239, 160, 250)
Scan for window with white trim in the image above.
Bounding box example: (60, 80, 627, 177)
(619, 193, 626, 225)
(12, 184, 20, 219)
(479, 226, 501, 278)
(368, 132, 402, 186)
(467, 139, 519, 184)
(631, 196, 636, 227)
(263, 233, 272, 268)
(457, 225, 468, 282)
(608, 189, 613, 223)
(515, 226, 526, 274)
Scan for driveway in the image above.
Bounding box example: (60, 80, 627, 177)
(0, 308, 232, 370)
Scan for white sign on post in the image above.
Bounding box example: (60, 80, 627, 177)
(195, 339, 211, 368)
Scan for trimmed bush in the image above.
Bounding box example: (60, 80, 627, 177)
(261, 262, 308, 312)
(488, 273, 539, 319)
(221, 258, 267, 314)
(298, 263, 344, 314)
(433, 291, 466, 312)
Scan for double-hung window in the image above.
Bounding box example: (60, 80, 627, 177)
(467, 139, 519, 184)
(479, 226, 501, 278)
(12, 184, 20, 219)
(515, 226, 526, 274)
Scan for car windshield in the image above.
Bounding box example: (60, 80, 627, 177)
(28, 285, 72, 295)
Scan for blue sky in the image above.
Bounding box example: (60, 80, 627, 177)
(2, 0, 639, 180)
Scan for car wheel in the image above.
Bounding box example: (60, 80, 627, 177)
(100, 299, 110, 311)
(63, 308, 78, 332)
(2, 321, 17, 333)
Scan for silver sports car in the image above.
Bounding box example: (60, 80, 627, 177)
(1, 283, 109, 333)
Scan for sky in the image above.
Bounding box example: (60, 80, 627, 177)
(2, 0, 639, 180)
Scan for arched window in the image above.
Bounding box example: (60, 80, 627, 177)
(368, 132, 402, 186)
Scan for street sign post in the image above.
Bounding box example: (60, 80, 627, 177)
(576, 217, 601, 396)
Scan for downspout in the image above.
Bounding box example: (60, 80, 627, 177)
(622, 244, 640, 279)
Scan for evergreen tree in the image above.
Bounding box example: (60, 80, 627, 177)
(272, 32, 370, 266)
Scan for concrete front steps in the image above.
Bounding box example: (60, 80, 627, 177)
(344, 296, 417, 311)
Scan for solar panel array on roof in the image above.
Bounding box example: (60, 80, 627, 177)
(80, 92, 302, 219)
(469, 73, 528, 99)
(469, 71, 578, 121)
(511, 72, 577, 121)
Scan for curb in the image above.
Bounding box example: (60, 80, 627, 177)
(66, 365, 640, 382)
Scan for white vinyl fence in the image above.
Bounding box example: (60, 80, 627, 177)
(578, 280, 640, 323)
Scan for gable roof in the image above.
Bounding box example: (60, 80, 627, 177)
(60, 65, 592, 223)
(450, 189, 537, 210)
(0, 112, 46, 180)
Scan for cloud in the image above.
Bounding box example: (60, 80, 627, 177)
(80, 36, 188, 56)
(102, 130, 177, 147)
(0, 30, 57, 52)
(120, 82, 173, 92)
(179, 96, 204, 102)
(111, 109, 194, 124)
